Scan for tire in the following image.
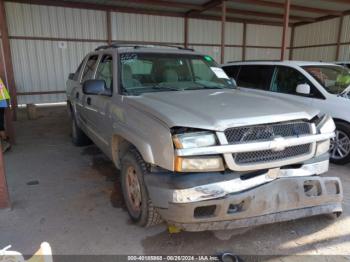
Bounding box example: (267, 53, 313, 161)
(71, 114, 91, 146)
(330, 121, 350, 165)
(120, 148, 162, 227)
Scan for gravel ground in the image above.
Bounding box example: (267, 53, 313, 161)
(0, 106, 349, 260)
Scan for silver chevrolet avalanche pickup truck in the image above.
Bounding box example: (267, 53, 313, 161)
(66, 44, 343, 232)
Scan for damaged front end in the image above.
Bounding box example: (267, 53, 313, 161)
(145, 115, 343, 232)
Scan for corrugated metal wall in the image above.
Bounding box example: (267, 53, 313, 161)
(111, 12, 184, 43)
(246, 24, 290, 60)
(5, 2, 106, 104)
(339, 14, 350, 61)
(5, 2, 289, 104)
(189, 19, 244, 62)
(292, 18, 340, 61)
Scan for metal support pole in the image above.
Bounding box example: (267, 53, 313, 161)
(336, 15, 343, 61)
(184, 16, 189, 48)
(220, 0, 226, 64)
(281, 0, 290, 61)
(107, 10, 112, 45)
(0, 0, 18, 114)
(0, 0, 15, 144)
(0, 146, 10, 208)
(242, 22, 247, 61)
(289, 25, 295, 60)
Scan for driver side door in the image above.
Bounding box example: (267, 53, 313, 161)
(269, 66, 325, 106)
(90, 54, 114, 152)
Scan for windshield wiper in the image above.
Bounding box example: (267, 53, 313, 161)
(151, 85, 179, 91)
(185, 85, 227, 90)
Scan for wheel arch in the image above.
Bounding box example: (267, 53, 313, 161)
(111, 134, 154, 170)
(333, 118, 350, 126)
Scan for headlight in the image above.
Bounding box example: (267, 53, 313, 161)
(173, 131, 217, 149)
(315, 115, 335, 157)
(173, 131, 224, 172)
(316, 114, 335, 134)
(175, 156, 225, 172)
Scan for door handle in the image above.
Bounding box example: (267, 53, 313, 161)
(87, 97, 91, 105)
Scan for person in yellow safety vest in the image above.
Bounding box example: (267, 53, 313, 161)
(0, 77, 11, 152)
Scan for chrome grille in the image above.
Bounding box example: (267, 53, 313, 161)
(225, 121, 312, 143)
(224, 121, 313, 166)
(235, 144, 311, 165)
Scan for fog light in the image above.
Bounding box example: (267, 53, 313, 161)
(175, 156, 224, 172)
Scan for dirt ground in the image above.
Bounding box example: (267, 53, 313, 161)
(0, 106, 350, 260)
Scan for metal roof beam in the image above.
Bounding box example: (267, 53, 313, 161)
(213, 7, 315, 22)
(111, 0, 203, 11)
(5, 0, 290, 26)
(229, 0, 342, 16)
(187, 0, 222, 16)
(319, 0, 350, 4)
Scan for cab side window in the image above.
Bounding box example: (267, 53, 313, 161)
(271, 66, 324, 98)
(81, 55, 99, 82)
(73, 60, 84, 81)
(222, 65, 240, 79)
(96, 55, 113, 91)
(237, 65, 274, 90)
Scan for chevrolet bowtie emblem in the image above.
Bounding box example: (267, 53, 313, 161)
(270, 136, 287, 152)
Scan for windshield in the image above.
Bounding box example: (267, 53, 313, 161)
(119, 53, 234, 95)
(303, 65, 350, 95)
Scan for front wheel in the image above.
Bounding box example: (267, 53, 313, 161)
(330, 122, 350, 165)
(120, 149, 162, 227)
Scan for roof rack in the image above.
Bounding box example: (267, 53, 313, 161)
(95, 42, 194, 52)
(226, 59, 281, 63)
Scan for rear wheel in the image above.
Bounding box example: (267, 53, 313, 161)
(330, 122, 350, 165)
(71, 115, 91, 146)
(120, 148, 162, 227)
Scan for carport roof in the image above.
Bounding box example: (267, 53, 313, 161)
(7, 0, 347, 26)
(6, 0, 350, 26)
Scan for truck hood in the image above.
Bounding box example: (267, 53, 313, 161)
(126, 89, 319, 131)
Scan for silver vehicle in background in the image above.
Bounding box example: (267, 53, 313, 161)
(66, 44, 342, 232)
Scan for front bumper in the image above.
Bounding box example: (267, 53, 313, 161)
(145, 158, 343, 231)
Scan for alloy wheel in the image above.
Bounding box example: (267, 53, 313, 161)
(330, 130, 350, 160)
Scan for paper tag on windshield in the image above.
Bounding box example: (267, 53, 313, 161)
(210, 67, 229, 79)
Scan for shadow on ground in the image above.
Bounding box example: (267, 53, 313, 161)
(1, 105, 350, 257)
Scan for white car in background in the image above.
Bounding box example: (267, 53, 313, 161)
(222, 61, 350, 164)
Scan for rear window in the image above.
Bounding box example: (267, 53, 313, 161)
(237, 65, 274, 90)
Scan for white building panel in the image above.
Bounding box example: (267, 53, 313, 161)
(293, 46, 336, 62)
(294, 18, 339, 47)
(225, 22, 243, 45)
(188, 18, 221, 45)
(339, 45, 350, 61)
(5, 2, 107, 40)
(340, 15, 350, 43)
(246, 48, 287, 60)
(224, 47, 243, 63)
(246, 24, 291, 47)
(111, 12, 184, 43)
(10, 39, 104, 104)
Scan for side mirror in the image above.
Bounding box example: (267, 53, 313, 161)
(83, 80, 112, 96)
(296, 83, 310, 95)
(68, 73, 75, 80)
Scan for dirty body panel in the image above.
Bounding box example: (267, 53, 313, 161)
(67, 45, 343, 231)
